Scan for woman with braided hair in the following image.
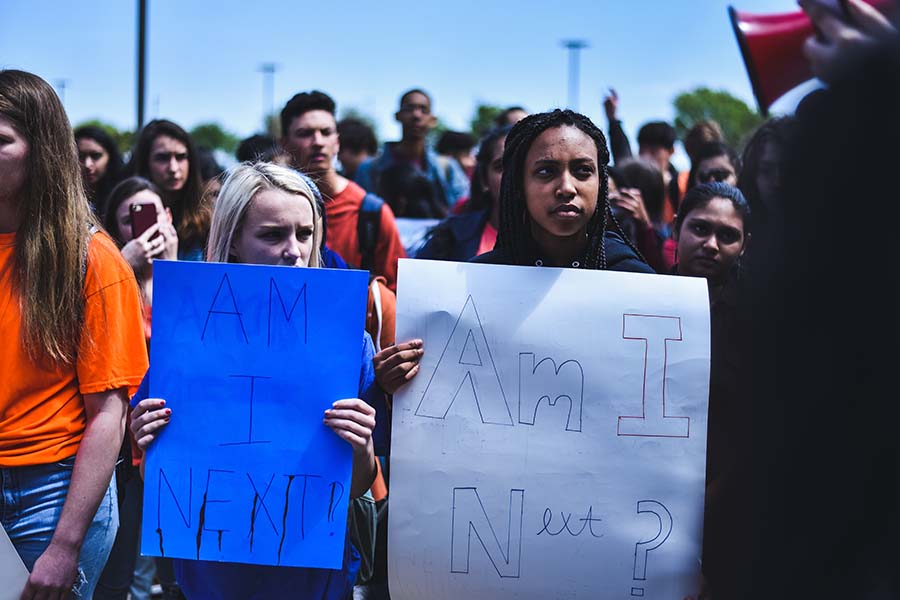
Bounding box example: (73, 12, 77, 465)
(374, 109, 652, 393)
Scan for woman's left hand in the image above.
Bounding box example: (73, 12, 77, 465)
(324, 398, 376, 456)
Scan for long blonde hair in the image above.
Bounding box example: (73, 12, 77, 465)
(0, 69, 98, 365)
(206, 162, 322, 267)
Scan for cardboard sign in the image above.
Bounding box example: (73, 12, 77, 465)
(389, 259, 710, 599)
(142, 261, 368, 569)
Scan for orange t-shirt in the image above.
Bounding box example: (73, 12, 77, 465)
(0, 231, 149, 467)
(325, 181, 407, 291)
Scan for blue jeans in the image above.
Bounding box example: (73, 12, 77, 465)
(1, 456, 119, 598)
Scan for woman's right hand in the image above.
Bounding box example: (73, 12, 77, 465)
(120, 223, 168, 271)
(374, 339, 424, 394)
(130, 398, 171, 451)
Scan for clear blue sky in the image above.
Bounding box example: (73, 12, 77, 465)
(1, 0, 807, 167)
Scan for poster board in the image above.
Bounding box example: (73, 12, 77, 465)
(142, 260, 368, 569)
(0, 526, 28, 600)
(389, 259, 710, 599)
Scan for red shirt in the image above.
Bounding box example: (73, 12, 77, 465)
(325, 180, 406, 291)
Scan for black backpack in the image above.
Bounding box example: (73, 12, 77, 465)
(356, 192, 384, 272)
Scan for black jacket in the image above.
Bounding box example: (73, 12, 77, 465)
(471, 230, 654, 274)
(416, 209, 490, 262)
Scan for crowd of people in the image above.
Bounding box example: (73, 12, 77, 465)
(1, 0, 898, 598)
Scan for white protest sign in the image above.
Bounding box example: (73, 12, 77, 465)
(394, 218, 440, 257)
(0, 525, 28, 600)
(389, 259, 710, 599)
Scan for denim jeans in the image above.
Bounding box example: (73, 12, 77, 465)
(1, 456, 119, 598)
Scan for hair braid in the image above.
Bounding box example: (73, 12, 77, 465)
(497, 109, 614, 269)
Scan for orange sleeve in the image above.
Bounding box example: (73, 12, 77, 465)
(77, 233, 149, 397)
(374, 203, 407, 292)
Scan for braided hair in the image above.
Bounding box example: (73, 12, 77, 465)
(496, 108, 642, 269)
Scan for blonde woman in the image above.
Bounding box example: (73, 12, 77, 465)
(129, 162, 381, 600)
(0, 70, 148, 598)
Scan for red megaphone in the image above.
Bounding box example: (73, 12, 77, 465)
(729, 0, 893, 115)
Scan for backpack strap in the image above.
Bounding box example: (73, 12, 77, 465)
(357, 193, 384, 272)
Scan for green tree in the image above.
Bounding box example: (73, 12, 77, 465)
(75, 119, 134, 154)
(190, 122, 240, 153)
(470, 103, 505, 139)
(672, 87, 764, 149)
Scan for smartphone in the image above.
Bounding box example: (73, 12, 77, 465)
(130, 202, 159, 240)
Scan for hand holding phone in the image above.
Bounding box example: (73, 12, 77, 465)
(130, 202, 159, 240)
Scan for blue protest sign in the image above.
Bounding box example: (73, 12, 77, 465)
(141, 260, 368, 569)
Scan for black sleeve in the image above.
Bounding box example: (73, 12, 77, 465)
(608, 119, 634, 165)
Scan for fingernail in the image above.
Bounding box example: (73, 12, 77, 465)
(165, 409, 171, 415)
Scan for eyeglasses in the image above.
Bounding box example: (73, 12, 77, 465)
(697, 168, 733, 184)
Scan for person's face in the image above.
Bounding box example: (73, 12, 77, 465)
(456, 151, 476, 177)
(695, 155, 737, 186)
(0, 114, 29, 204)
(395, 92, 436, 140)
(148, 135, 189, 193)
(755, 139, 783, 204)
(114, 189, 171, 243)
(337, 148, 369, 177)
(675, 197, 747, 281)
(485, 135, 506, 203)
(282, 110, 339, 175)
(523, 125, 599, 240)
(230, 188, 315, 267)
(639, 144, 673, 172)
(77, 137, 110, 187)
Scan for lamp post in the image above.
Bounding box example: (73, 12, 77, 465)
(137, 0, 147, 129)
(561, 39, 589, 111)
(258, 63, 279, 133)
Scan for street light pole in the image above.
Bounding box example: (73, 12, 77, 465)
(258, 63, 279, 133)
(137, 0, 147, 129)
(561, 39, 589, 111)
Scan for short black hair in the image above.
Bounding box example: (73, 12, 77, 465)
(495, 106, 527, 127)
(637, 121, 677, 149)
(236, 134, 277, 162)
(399, 88, 431, 108)
(337, 118, 377, 155)
(281, 90, 336, 137)
(435, 130, 475, 156)
(688, 141, 741, 190)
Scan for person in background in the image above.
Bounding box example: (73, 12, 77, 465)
(377, 163, 447, 219)
(355, 88, 469, 207)
(494, 105, 528, 127)
(337, 118, 378, 180)
(0, 68, 148, 600)
(603, 89, 682, 224)
(375, 109, 653, 394)
(280, 90, 406, 290)
(608, 157, 672, 271)
(94, 177, 179, 600)
(127, 119, 210, 261)
(129, 162, 381, 600)
(235, 134, 278, 163)
(687, 141, 740, 190)
(671, 182, 751, 599)
(435, 130, 476, 179)
(680, 120, 724, 192)
(75, 124, 124, 213)
(417, 125, 511, 261)
(738, 117, 794, 235)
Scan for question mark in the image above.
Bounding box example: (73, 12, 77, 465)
(630, 500, 673, 597)
(327, 481, 344, 522)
